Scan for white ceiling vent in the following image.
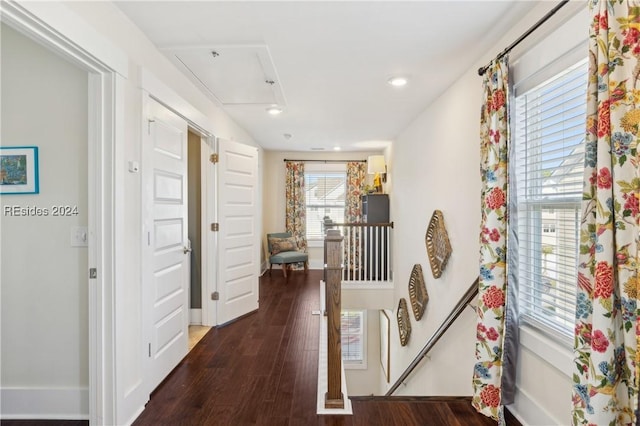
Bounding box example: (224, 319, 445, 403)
(168, 45, 286, 107)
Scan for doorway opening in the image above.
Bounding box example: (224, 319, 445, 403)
(0, 21, 90, 418)
(187, 129, 211, 349)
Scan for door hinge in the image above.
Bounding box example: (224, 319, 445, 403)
(210, 153, 219, 163)
(148, 343, 151, 357)
(211, 291, 220, 301)
(211, 223, 219, 232)
(147, 119, 155, 135)
(89, 268, 97, 279)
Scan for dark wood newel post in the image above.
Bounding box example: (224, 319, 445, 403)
(324, 229, 344, 409)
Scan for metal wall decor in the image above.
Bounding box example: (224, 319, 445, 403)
(396, 298, 411, 346)
(408, 264, 428, 321)
(425, 210, 452, 279)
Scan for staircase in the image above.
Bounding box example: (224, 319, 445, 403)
(349, 396, 522, 426)
(385, 279, 479, 396)
(320, 231, 514, 424)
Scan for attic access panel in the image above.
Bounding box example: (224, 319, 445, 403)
(170, 45, 286, 106)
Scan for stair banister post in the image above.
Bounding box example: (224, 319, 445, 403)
(324, 229, 344, 409)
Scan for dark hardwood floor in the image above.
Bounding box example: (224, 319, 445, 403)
(2, 269, 520, 426)
(132, 269, 518, 426)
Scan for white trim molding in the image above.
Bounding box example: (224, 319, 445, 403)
(141, 68, 215, 136)
(508, 388, 560, 426)
(309, 259, 325, 270)
(190, 309, 203, 325)
(519, 325, 573, 378)
(3, 0, 128, 77)
(317, 281, 353, 416)
(1, 3, 126, 424)
(1, 387, 89, 420)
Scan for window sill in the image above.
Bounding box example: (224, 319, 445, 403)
(519, 324, 573, 378)
(344, 362, 368, 370)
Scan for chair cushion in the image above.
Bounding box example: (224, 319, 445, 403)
(270, 250, 308, 264)
(268, 236, 298, 255)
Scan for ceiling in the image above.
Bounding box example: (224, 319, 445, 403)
(115, 1, 537, 152)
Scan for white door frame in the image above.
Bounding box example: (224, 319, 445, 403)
(1, 3, 124, 424)
(201, 136, 217, 326)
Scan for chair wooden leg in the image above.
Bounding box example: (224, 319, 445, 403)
(269, 263, 273, 275)
(282, 264, 288, 278)
(304, 261, 309, 273)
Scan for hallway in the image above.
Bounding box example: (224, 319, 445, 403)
(134, 269, 327, 425)
(131, 270, 511, 426)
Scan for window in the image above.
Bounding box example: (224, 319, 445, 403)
(513, 58, 588, 339)
(341, 310, 366, 368)
(304, 163, 346, 241)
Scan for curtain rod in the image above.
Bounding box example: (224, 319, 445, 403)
(283, 159, 367, 163)
(477, 0, 569, 76)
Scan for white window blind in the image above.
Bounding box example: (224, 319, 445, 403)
(304, 164, 346, 240)
(513, 58, 588, 339)
(341, 310, 365, 365)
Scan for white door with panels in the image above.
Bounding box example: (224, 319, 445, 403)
(216, 139, 259, 325)
(143, 98, 190, 392)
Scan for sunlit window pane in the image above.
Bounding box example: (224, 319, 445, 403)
(514, 58, 587, 339)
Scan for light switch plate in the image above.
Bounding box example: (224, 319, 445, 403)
(71, 226, 88, 247)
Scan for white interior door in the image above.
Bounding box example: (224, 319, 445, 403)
(217, 139, 259, 325)
(143, 98, 189, 391)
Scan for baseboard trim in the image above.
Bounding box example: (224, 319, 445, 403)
(310, 259, 324, 270)
(190, 308, 202, 325)
(349, 396, 521, 424)
(508, 387, 558, 426)
(121, 404, 146, 426)
(1, 387, 89, 420)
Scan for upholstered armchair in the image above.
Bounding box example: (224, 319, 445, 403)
(267, 232, 309, 278)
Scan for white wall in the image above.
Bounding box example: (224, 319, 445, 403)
(384, 2, 584, 425)
(3, 1, 585, 423)
(385, 61, 483, 397)
(62, 1, 256, 147)
(1, 24, 89, 417)
(345, 310, 381, 396)
(1, 2, 262, 423)
(262, 150, 381, 269)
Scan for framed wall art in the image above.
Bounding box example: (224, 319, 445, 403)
(0, 146, 39, 195)
(425, 210, 452, 278)
(397, 298, 411, 347)
(408, 264, 428, 321)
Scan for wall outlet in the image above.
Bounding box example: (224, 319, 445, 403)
(71, 226, 88, 247)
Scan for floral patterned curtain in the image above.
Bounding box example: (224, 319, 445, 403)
(572, 2, 639, 424)
(344, 162, 366, 277)
(472, 56, 516, 422)
(285, 161, 307, 252)
(345, 162, 366, 223)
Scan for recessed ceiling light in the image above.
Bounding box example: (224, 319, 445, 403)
(266, 106, 283, 115)
(388, 76, 408, 87)
(333, 146, 341, 151)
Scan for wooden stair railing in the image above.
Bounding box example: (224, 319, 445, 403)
(324, 229, 344, 409)
(385, 278, 479, 396)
